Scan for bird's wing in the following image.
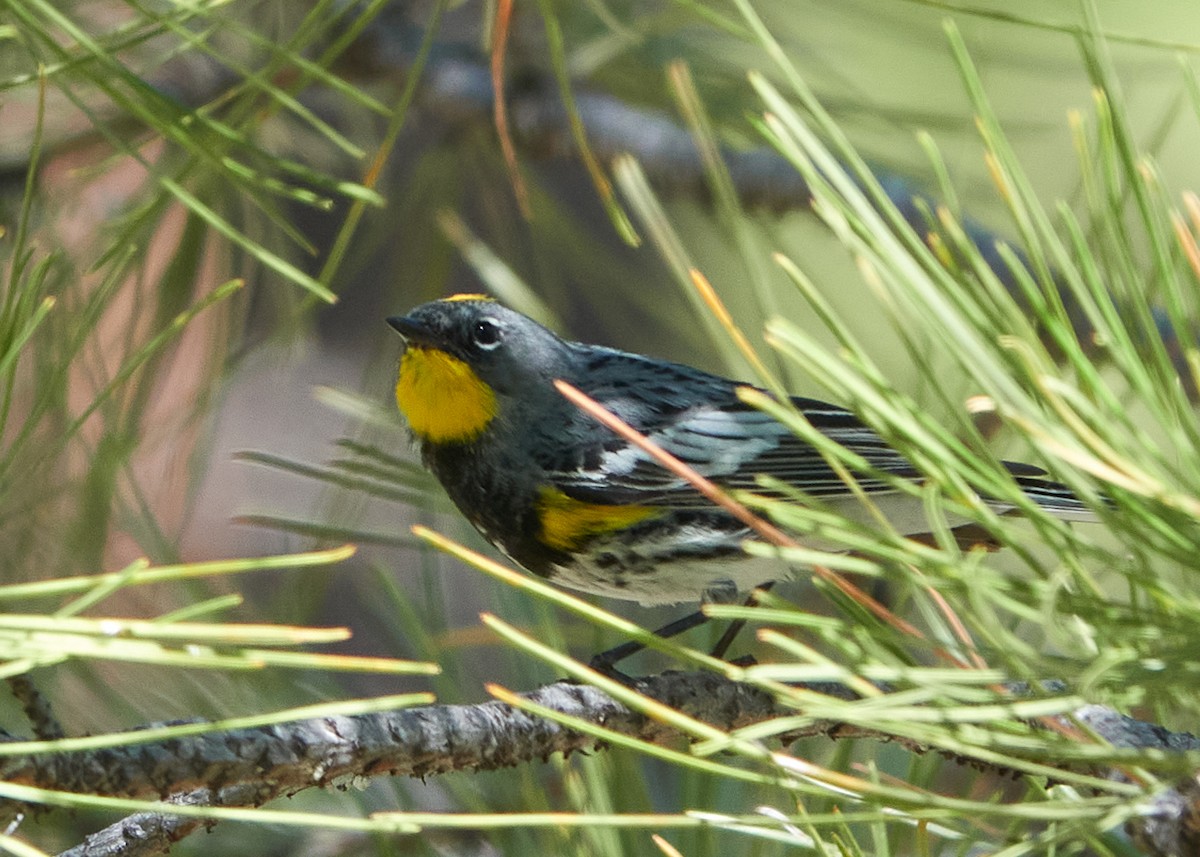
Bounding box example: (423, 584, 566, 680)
(548, 394, 919, 508)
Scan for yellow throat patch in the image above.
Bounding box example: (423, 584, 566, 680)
(535, 487, 660, 552)
(396, 347, 497, 443)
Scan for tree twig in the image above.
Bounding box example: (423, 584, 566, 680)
(8, 672, 1193, 857)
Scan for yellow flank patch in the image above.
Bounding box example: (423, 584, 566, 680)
(441, 293, 493, 303)
(535, 487, 660, 552)
(396, 347, 497, 443)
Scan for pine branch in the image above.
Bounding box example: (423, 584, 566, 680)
(59, 787, 251, 857)
(9, 672, 1194, 857)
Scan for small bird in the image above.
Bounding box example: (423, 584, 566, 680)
(388, 295, 1094, 606)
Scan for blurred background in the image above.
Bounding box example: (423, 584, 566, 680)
(3, 1, 1200, 853)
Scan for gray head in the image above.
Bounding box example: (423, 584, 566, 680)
(387, 295, 576, 395)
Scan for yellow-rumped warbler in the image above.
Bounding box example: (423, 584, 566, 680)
(388, 295, 1095, 606)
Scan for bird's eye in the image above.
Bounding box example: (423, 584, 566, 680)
(472, 318, 503, 350)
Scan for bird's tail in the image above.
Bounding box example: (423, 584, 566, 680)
(1005, 464, 1100, 523)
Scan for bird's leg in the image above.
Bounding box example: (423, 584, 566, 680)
(708, 581, 774, 661)
(588, 609, 712, 675)
(588, 581, 772, 675)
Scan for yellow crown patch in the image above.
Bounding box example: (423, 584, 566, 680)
(440, 293, 494, 303)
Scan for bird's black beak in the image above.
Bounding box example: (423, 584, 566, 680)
(387, 314, 433, 346)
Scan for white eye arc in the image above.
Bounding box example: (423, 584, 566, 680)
(472, 318, 503, 350)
